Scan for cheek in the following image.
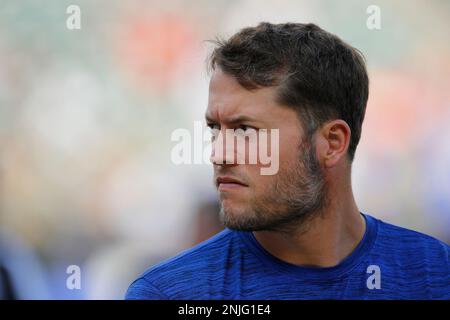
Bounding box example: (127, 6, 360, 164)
(244, 130, 299, 181)
(238, 164, 268, 199)
(277, 130, 300, 168)
(245, 164, 264, 184)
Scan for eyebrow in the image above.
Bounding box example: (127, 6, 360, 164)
(204, 114, 257, 124)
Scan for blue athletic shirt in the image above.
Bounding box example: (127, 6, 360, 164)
(125, 213, 449, 299)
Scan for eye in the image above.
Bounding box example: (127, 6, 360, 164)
(206, 123, 220, 141)
(237, 125, 257, 133)
(206, 123, 220, 130)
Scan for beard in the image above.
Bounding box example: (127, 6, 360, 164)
(218, 139, 328, 234)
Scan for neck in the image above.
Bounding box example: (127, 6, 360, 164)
(253, 175, 365, 268)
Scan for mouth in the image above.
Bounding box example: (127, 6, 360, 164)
(216, 176, 248, 191)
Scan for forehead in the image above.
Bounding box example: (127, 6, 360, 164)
(206, 69, 293, 124)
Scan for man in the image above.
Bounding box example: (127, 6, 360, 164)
(126, 22, 449, 299)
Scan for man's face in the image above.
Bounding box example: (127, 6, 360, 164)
(206, 69, 327, 232)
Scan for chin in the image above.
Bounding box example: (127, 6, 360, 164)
(220, 200, 243, 218)
(219, 204, 259, 231)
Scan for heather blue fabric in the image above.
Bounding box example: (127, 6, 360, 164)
(125, 213, 449, 300)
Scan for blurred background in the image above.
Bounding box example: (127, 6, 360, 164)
(0, 0, 449, 299)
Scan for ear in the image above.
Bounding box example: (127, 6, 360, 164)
(316, 120, 351, 168)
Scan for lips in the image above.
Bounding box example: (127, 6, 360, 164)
(216, 176, 248, 190)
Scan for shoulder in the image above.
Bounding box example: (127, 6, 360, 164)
(374, 216, 449, 259)
(125, 228, 241, 299)
(369, 215, 449, 298)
